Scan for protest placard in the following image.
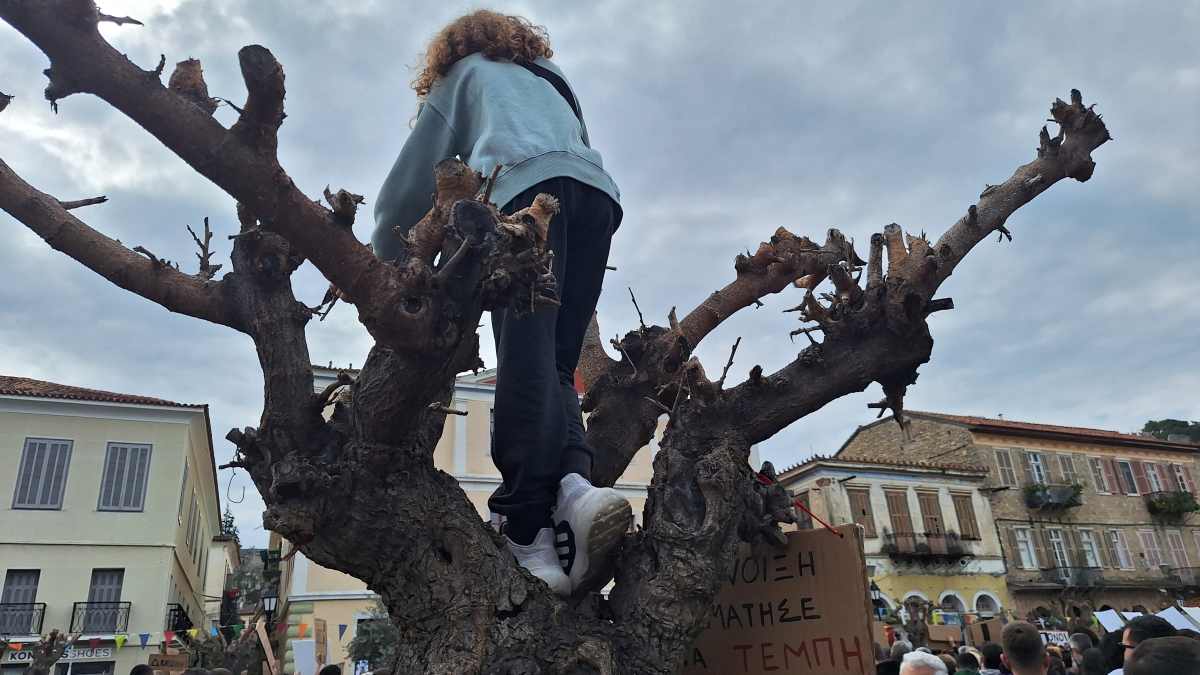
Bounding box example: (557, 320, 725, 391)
(681, 525, 872, 675)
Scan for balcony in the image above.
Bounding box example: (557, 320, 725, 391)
(165, 603, 194, 632)
(1167, 567, 1200, 588)
(0, 603, 45, 636)
(1023, 483, 1083, 510)
(70, 601, 131, 634)
(1038, 567, 1104, 588)
(882, 531, 969, 562)
(1145, 491, 1200, 521)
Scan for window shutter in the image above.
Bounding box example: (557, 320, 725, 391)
(13, 439, 72, 509)
(1034, 529, 1051, 569)
(1094, 531, 1113, 568)
(1006, 527, 1024, 569)
(1060, 455, 1079, 485)
(994, 449, 1015, 486)
(1103, 530, 1119, 569)
(1132, 461, 1150, 495)
(1047, 454, 1064, 484)
(99, 444, 152, 510)
(1019, 451, 1035, 486)
(1110, 460, 1129, 494)
(1067, 530, 1087, 568)
(178, 461, 189, 519)
(1101, 459, 1118, 494)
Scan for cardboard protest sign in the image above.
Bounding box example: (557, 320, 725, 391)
(968, 618, 1003, 645)
(926, 624, 962, 649)
(681, 525, 872, 675)
(148, 653, 189, 671)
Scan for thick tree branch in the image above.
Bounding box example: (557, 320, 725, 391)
(0, 157, 237, 328)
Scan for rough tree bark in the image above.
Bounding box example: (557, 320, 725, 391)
(0, 2, 1111, 673)
(0, 631, 79, 675)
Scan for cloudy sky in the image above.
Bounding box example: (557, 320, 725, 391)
(2, 1, 1197, 545)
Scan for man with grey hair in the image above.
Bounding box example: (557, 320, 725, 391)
(892, 640, 914, 659)
(900, 651, 950, 675)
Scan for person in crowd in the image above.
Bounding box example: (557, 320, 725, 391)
(318, 666, 342, 675)
(1111, 614, 1177, 674)
(878, 640, 914, 675)
(1179, 628, 1200, 640)
(955, 650, 981, 674)
(130, 665, 154, 675)
(979, 641, 1006, 675)
(372, 9, 626, 597)
(1077, 647, 1107, 675)
(940, 654, 959, 672)
(1002, 621, 1050, 675)
(1124, 636, 1200, 675)
(901, 651, 950, 675)
(1067, 633, 1094, 674)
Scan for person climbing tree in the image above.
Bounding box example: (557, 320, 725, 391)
(372, 10, 630, 596)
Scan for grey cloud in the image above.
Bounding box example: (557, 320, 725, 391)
(2, 1, 1197, 543)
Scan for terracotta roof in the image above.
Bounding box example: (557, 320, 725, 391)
(906, 411, 1198, 450)
(0, 375, 194, 408)
(778, 452, 988, 480)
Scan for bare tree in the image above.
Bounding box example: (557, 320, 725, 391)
(0, 2, 1112, 673)
(0, 630, 80, 675)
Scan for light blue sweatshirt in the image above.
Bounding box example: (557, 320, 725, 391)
(372, 53, 621, 261)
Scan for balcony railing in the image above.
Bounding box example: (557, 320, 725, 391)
(882, 531, 968, 561)
(1037, 567, 1104, 587)
(1145, 491, 1200, 520)
(70, 601, 131, 633)
(0, 603, 45, 636)
(1023, 483, 1083, 510)
(1168, 567, 1200, 587)
(165, 603, 194, 632)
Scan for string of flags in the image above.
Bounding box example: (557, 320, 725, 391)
(2, 621, 355, 651)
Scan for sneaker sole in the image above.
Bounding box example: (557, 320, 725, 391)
(575, 497, 633, 592)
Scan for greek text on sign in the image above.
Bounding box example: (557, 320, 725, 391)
(682, 525, 873, 675)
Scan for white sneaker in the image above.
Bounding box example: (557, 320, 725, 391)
(506, 527, 572, 597)
(553, 473, 633, 592)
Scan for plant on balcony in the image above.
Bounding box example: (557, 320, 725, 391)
(1024, 483, 1083, 509)
(1147, 490, 1200, 518)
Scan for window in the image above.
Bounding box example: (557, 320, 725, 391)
(1108, 530, 1133, 569)
(1027, 452, 1047, 485)
(951, 493, 980, 540)
(885, 489, 913, 535)
(975, 595, 999, 618)
(185, 492, 198, 554)
(1089, 458, 1110, 493)
(1058, 455, 1078, 485)
(1079, 530, 1101, 568)
(994, 449, 1017, 486)
(917, 491, 944, 535)
(1, 570, 40, 635)
(795, 491, 813, 529)
(84, 568, 124, 633)
(1014, 527, 1038, 569)
(1117, 461, 1138, 495)
(98, 443, 152, 511)
(1175, 465, 1196, 493)
(1046, 528, 1070, 570)
(178, 461, 189, 522)
(1146, 463, 1164, 493)
(12, 438, 72, 509)
(1166, 531, 1189, 569)
(846, 488, 877, 538)
(1139, 530, 1164, 568)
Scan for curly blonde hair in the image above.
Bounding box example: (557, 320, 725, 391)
(412, 10, 553, 98)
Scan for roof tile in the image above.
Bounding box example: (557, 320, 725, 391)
(0, 375, 192, 408)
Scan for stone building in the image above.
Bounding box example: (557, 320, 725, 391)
(777, 455, 1010, 629)
(837, 411, 1200, 623)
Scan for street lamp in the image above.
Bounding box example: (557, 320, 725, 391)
(262, 589, 278, 630)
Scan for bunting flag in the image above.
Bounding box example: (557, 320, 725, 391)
(276, 623, 288, 635)
(8, 643, 21, 651)
(88, 638, 100, 649)
(234, 624, 244, 633)
(298, 623, 308, 639)
(114, 635, 127, 649)
(164, 631, 176, 643)
(337, 624, 347, 640)
(210, 626, 219, 637)
(187, 628, 199, 639)
(139, 633, 151, 649)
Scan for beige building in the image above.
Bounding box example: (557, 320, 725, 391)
(0, 376, 223, 675)
(273, 365, 759, 674)
(838, 411, 1200, 624)
(778, 455, 1010, 632)
(203, 536, 240, 631)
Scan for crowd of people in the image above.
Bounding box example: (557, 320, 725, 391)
(876, 616, 1200, 675)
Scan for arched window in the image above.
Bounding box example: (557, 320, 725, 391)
(940, 594, 965, 613)
(975, 594, 999, 618)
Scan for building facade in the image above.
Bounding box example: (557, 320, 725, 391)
(273, 365, 759, 674)
(778, 456, 1010, 628)
(0, 376, 222, 675)
(837, 411, 1200, 624)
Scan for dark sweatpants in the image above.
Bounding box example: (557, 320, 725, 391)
(488, 177, 617, 544)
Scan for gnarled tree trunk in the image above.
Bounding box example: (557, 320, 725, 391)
(0, 2, 1111, 672)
